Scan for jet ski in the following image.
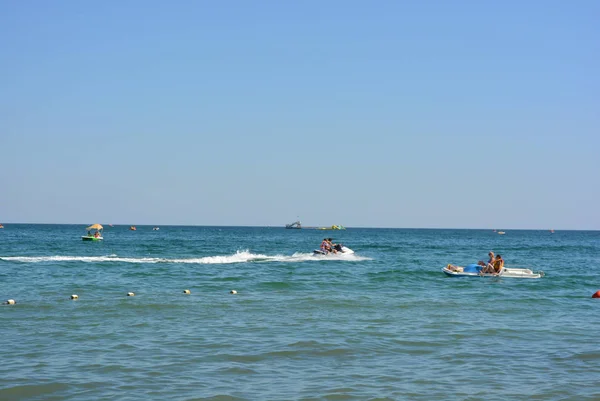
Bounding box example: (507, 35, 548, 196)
(313, 244, 354, 255)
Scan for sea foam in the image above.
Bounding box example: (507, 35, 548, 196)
(0, 250, 371, 264)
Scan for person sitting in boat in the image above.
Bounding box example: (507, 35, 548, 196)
(94, 231, 100, 238)
(493, 254, 504, 273)
(479, 251, 497, 274)
(327, 238, 338, 254)
(328, 239, 344, 253)
(320, 238, 331, 254)
(446, 264, 464, 272)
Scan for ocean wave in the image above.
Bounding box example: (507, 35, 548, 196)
(0, 250, 371, 264)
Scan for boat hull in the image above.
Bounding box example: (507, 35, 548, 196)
(442, 266, 543, 279)
(313, 246, 354, 255)
(82, 236, 103, 241)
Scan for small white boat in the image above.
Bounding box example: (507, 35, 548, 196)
(443, 264, 544, 279)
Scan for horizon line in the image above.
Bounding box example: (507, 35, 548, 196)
(0, 222, 597, 231)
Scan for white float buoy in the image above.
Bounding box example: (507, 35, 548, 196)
(6, 299, 16, 305)
(183, 289, 191, 294)
(127, 292, 135, 297)
(230, 290, 237, 295)
(71, 294, 79, 300)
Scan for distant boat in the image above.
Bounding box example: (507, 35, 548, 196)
(0, 224, 4, 229)
(82, 224, 103, 241)
(319, 225, 346, 230)
(498, 231, 506, 235)
(285, 221, 302, 229)
(153, 227, 160, 231)
(130, 226, 137, 231)
(550, 229, 555, 233)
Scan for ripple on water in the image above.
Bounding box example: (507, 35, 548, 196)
(1, 227, 600, 400)
(0, 383, 69, 401)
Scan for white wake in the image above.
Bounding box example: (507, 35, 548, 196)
(0, 250, 371, 264)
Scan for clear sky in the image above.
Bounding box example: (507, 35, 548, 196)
(1, 1, 598, 229)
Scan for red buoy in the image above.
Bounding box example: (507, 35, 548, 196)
(592, 290, 600, 298)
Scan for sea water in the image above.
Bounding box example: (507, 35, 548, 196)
(1, 225, 599, 400)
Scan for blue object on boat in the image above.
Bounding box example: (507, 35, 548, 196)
(463, 263, 482, 273)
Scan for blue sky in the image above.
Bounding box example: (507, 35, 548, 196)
(1, 1, 598, 229)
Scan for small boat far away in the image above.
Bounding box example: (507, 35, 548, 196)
(130, 226, 137, 231)
(497, 231, 506, 235)
(285, 220, 302, 229)
(319, 225, 346, 230)
(0, 223, 4, 229)
(82, 224, 103, 241)
(153, 227, 160, 231)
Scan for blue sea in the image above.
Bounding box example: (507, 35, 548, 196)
(1, 225, 599, 401)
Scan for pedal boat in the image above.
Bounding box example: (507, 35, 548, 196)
(82, 224, 103, 241)
(443, 264, 544, 279)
